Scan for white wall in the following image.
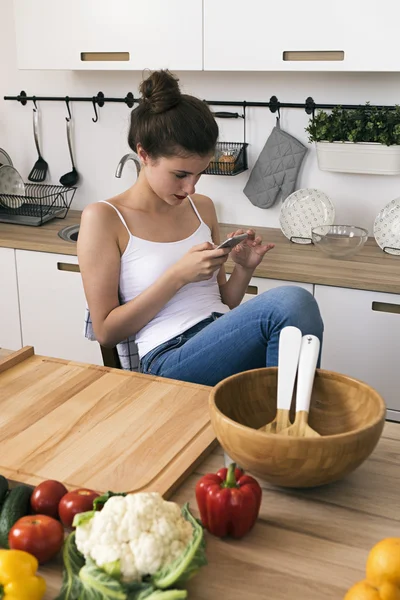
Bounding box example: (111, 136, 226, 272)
(1, 0, 400, 234)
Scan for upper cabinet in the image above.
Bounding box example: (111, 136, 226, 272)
(13, 0, 203, 70)
(14, 0, 400, 72)
(203, 0, 400, 72)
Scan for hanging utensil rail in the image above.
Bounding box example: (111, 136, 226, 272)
(4, 91, 400, 118)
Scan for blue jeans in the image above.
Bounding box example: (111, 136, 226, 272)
(139, 286, 324, 386)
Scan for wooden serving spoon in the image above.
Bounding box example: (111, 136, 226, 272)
(259, 326, 302, 433)
(279, 334, 321, 438)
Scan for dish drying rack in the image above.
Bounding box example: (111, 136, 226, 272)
(0, 184, 76, 226)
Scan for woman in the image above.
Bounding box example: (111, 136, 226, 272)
(78, 70, 323, 386)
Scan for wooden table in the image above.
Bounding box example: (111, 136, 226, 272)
(39, 421, 400, 599)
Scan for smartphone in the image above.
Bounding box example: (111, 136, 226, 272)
(217, 233, 249, 250)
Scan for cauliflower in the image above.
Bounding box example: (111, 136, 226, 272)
(75, 492, 193, 583)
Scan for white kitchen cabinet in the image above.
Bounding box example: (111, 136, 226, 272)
(314, 285, 400, 420)
(16, 250, 102, 365)
(0, 248, 22, 351)
(226, 274, 313, 302)
(204, 0, 400, 72)
(14, 0, 202, 70)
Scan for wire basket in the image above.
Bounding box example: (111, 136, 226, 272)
(0, 184, 76, 226)
(204, 142, 249, 176)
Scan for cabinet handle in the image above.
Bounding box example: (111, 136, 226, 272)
(246, 285, 258, 296)
(80, 52, 130, 62)
(283, 51, 345, 62)
(57, 262, 80, 273)
(372, 301, 400, 315)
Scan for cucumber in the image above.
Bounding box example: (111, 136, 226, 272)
(0, 476, 8, 510)
(0, 484, 32, 548)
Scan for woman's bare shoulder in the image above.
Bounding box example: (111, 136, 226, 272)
(80, 200, 123, 232)
(190, 193, 216, 219)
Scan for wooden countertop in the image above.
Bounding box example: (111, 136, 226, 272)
(39, 421, 400, 599)
(1, 210, 400, 294)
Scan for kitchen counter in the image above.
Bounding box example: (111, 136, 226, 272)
(1, 210, 400, 294)
(39, 420, 400, 599)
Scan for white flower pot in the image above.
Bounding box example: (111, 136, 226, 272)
(315, 141, 400, 175)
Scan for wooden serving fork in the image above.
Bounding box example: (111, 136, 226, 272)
(279, 334, 321, 438)
(260, 326, 302, 434)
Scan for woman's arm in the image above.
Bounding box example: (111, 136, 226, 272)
(199, 195, 274, 308)
(78, 203, 183, 347)
(78, 202, 229, 347)
(197, 195, 253, 309)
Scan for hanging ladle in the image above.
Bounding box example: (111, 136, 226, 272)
(60, 100, 79, 187)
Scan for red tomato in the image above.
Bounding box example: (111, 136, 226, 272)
(9, 515, 64, 563)
(58, 488, 100, 528)
(30, 480, 68, 519)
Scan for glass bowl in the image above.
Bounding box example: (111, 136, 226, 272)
(311, 225, 368, 258)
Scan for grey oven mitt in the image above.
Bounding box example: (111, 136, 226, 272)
(243, 119, 308, 209)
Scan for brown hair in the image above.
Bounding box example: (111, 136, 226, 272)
(128, 70, 218, 159)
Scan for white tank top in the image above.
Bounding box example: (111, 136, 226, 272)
(100, 197, 229, 358)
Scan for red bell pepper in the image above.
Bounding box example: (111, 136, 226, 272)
(195, 462, 262, 539)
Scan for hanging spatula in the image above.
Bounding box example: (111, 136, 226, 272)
(28, 108, 48, 182)
(259, 326, 302, 433)
(279, 334, 321, 438)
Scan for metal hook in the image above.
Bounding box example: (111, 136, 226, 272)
(65, 97, 71, 122)
(269, 95, 281, 119)
(92, 92, 105, 123)
(305, 97, 316, 118)
(32, 97, 38, 111)
(92, 99, 99, 123)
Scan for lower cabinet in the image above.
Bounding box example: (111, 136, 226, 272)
(314, 284, 400, 420)
(0, 248, 22, 351)
(226, 274, 313, 302)
(16, 250, 103, 365)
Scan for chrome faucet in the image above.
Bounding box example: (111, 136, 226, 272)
(115, 152, 141, 178)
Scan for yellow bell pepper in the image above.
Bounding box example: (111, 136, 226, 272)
(0, 549, 46, 600)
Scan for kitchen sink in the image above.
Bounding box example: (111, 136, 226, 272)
(58, 224, 79, 243)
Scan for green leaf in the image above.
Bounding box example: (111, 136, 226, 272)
(151, 503, 207, 589)
(55, 532, 86, 600)
(93, 491, 127, 511)
(103, 560, 122, 579)
(73, 510, 95, 528)
(135, 591, 187, 600)
(79, 563, 127, 600)
(125, 583, 187, 600)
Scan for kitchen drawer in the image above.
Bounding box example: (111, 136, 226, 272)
(226, 274, 313, 303)
(0, 248, 22, 351)
(315, 285, 400, 420)
(16, 250, 102, 365)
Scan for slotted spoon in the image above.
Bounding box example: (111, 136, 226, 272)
(28, 109, 48, 182)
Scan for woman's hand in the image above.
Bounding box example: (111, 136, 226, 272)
(171, 242, 230, 285)
(225, 228, 275, 271)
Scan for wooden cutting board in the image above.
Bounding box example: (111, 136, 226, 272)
(0, 347, 216, 497)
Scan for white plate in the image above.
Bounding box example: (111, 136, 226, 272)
(279, 188, 335, 244)
(0, 165, 25, 209)
(373, 197, 400, 255)
(0, 148, 13, 167)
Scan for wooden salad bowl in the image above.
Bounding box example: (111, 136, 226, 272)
(209, 368, 386, 488)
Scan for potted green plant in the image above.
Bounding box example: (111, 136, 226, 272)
(306, 104, 400, 175)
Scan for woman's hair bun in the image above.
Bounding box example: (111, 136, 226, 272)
(139, 69, 181, 114)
